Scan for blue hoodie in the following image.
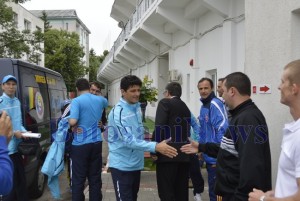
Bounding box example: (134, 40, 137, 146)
(0, 136, 13, 195)
(108, 98, 157, 171)
(0, 93, 27, 155)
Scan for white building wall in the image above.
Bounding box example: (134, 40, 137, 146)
(8, 3, 45, 66)
(107, 1, 245, 121)
(245, 0, 300, 185)
(169, 5, 245, 117)
(107, 78, 122, 105)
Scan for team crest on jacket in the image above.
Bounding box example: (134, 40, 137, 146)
(205, 114, 209, 122)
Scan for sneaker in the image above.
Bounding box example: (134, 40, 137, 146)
(194, 193, 202, 201)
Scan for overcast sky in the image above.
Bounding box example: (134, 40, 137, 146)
(22, 0, 121, 55)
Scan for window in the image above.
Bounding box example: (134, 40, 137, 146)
(206, 69, 217, 93)
(24, 19, 31, 30)
(13, 12, 18, 27)
(36, 26, 41, 31)
(66, 23, 68, 31)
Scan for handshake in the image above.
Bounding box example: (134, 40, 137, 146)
(154, 137, 200, 159)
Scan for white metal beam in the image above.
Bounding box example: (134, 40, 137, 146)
(115, 55, 135, 69)
(156, 6, 194, 35)
(99, 72, 115, 80)
(201, 0, 229, 18)
(124, 44, 148, 61)
(107, 64, 124, 74)
(111, 63, 130, 72)
(140, 24, 172, 47)
(119, 50, 141, 65)
(131, 36, 159, 55)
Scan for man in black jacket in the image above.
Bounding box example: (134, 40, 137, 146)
(181, 72, 272, 201)
(152, 82, 191, 201)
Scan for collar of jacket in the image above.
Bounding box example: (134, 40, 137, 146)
(120, 97, 140, 110)
(2, 92, 17, 100)
(200, 91, 216, 105)
(229, 99, 253, 116)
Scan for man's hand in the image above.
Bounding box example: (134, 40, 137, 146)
(0, 111, 13, 143)
(155, 138, 178, 158)
(248, 188, 274, 201)
(14, 131, 27, 139)
(180, 139, 199, 154)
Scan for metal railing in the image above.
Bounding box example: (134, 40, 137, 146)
(98, 0, 157, 76)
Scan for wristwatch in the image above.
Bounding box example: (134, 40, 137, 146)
(259, 195, 266, 201)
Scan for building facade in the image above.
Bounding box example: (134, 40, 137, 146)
(6, 2, 45, 66)
(30, 9, 91, 72)
(98, 0, 300, 185)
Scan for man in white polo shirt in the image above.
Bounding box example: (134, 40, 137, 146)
(249, 59, 300, 201)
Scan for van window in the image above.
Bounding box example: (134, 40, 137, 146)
(20, 68, 51, 139)
(47, 74, 67, 119)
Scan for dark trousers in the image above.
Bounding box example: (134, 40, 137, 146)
(71, 142, 102, 201)
(221, 194, 234, 201)
(189, 154, 204, 195)
(207, 164, 217, 201)
(156, 162, 189, 201)
(3, 153, 28, 201)
(110, 168, 141, 201)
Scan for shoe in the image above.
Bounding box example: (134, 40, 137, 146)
(194, 193, 202, 201)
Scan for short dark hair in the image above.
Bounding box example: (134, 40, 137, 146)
(224, 72, 251, 96)
(165, 82, 182, 97)
(76, 78, 90, 91)
(90, 81, 101, 90)
(120, 75, 142, 91)
(198, 77, 214, 88)
(218, 78, 225, 82)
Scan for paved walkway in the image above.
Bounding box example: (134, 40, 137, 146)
(84, 170, 209, 201)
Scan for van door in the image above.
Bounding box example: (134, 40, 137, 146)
(46, 73, 67, 134)
(19, 68, 51, 147)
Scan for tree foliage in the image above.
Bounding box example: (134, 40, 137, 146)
(88, 49, 108, 83)
(139, 76, 158, 103)
(14, 0, 30, 3)
(40, 10, 52, 32)
(44, 29, 86, 92)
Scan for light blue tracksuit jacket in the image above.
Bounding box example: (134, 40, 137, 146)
(0, 93, 26, 155)
(108, 98, 157, 171)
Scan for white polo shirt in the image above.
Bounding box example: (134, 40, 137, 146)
(275, 118, 300, 197)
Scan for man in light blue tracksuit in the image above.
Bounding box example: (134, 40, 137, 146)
(108, 75, 178, 201)
(0, 75, 28, 201)
(69, 78, 108, 201)
(197, 78, 228, 201)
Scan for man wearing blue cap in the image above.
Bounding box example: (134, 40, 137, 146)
(0, 75, 28, 201)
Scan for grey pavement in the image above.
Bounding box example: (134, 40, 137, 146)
(84, 170, 209, 201)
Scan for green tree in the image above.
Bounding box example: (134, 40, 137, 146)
(0, 0, 43, 63)
(88, 49, 100, 82)
(14, 0, 30, 3)
(44, 29, 86, 92)
(40, 10, 52, 32)
(88, 49, 108, 83)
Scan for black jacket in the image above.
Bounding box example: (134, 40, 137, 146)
(198, 99, 272, 201)
(152, 97, 191, 162)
